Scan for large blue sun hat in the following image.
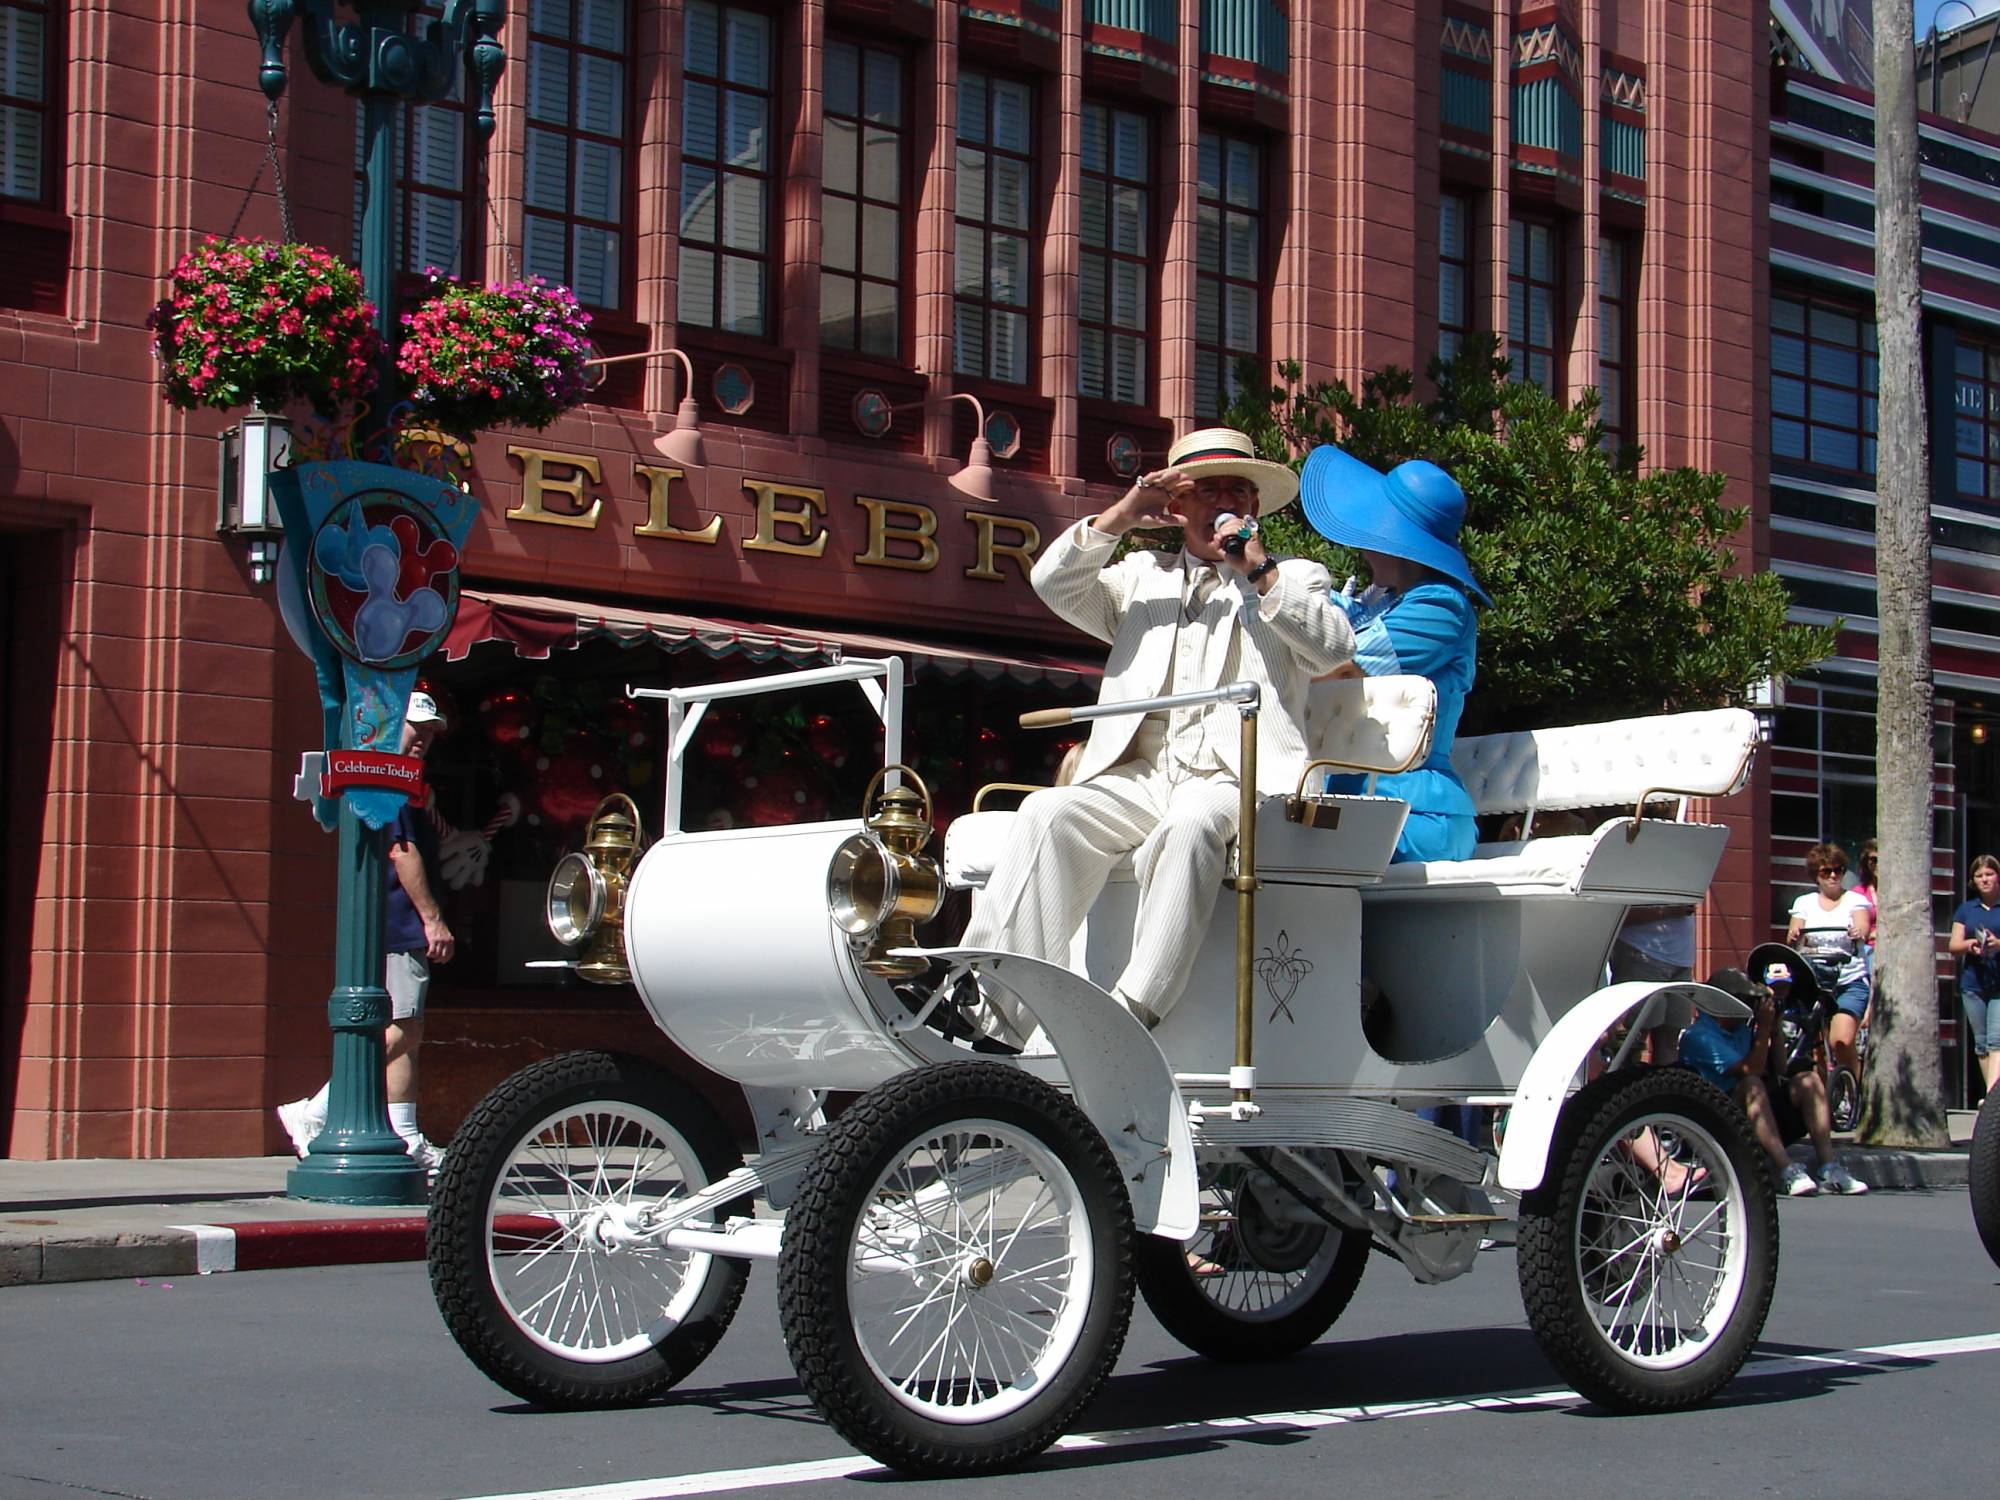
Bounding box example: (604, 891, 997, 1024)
(1299, 443, 1489, 604)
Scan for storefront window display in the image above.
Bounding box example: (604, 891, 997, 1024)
(413, 639, 1094, 1002)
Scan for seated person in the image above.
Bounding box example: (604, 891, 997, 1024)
(1678, 966, 1868, 1197)
(961, 427, 1355, 1035)
(1297, 443, 1486, 863)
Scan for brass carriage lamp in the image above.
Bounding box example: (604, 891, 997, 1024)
(216, 410, 292, 583)
(546, 793, 644, 985)
(827, 768, 943, 977)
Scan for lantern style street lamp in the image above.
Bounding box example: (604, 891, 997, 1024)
(216, 409, 292, 583)
(247, 1, 506, 1204)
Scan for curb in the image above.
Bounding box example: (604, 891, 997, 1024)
(1787, 1144, 1969, 1191)
(1, 1216, 428, 1288)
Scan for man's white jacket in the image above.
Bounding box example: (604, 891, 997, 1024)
(1033, 520, 1356, 796)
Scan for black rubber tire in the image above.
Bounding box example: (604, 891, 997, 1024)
(1971, 1089, 2000, 1269)
(1517, 1066, 1777, 1412)
(775, 1061, 1134, 1476)
(1134, 1184, 1369, 1361)
(427, 1050, 749, 1408)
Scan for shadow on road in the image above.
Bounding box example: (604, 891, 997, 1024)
(484, 1326, 1935, 1481)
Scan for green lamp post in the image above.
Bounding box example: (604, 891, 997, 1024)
(247, 0, 505, 1204)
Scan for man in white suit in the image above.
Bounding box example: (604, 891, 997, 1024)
(963, 428, 1355, 1032)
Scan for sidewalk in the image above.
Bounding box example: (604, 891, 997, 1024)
(0, 1156, 430, 1288)
(0, 1117, 1983, 1288)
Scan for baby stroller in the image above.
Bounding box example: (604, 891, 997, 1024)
(1750, 943, 1858, 1132)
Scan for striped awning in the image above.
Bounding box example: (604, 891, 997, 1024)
(443, 589, 1100, 687)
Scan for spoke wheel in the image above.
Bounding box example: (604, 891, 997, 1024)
(428, 1051, 748, 1407)
(777, 1062, 1133, 1476)
(1135, 1157, 1368, 1361)
(1518, 1067, 1776, 1412)
(1971, 1088, 2000, 1269)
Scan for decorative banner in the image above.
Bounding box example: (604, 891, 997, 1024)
(268, 459, 479, 830)
(320, 750, 429, 800)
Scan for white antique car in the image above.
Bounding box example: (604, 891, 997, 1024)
(427, 657, 1775, 1476)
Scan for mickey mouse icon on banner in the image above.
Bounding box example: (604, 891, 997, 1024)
(269, 459, 480, 831)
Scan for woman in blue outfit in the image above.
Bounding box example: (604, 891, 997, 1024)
(1298, 443, 1487, 863)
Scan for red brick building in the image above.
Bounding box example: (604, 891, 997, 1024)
(0, 0, 1770, 1158)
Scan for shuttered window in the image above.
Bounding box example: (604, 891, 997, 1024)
(1507, 215, 1563, 394)
(1438, 192, 1475, 362)
(820, 36, 907, 359)
(0, 1, 54, 206)
(678, 0, 774, 337)
(522, 0, 630, 310)
(954, 70, 1035, 386)
(1598, 233, 1634, 450)
(1079, 101, 1151, 407)
(1194, 129, 1264, 420)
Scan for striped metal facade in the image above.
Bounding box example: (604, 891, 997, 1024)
(1200, 0, 1287, 74)
(1088, 0, 1176, 45)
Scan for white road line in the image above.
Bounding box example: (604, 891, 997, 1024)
(167, 1224, 236, 1275)
(452, 1330, 2000, 1500)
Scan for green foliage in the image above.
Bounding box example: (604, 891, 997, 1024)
(1224, 336, 1837, 731)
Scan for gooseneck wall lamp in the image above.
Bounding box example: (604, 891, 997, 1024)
(584, 346, 705, 469)
(848, 389, 999, 501)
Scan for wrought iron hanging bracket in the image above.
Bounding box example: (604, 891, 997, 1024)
(247, 0, 505, 138)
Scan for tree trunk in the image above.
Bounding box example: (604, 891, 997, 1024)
(1867, 0, 1949, 1148)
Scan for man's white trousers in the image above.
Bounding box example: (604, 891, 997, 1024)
(960, 754, 1239, 1030)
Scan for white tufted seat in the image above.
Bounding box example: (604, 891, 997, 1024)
(1370, 707, 1759, 900)
(1450, 707, 1760, 820)
(943, 675, 1440, 890)
(1296, 674, 1438, 789)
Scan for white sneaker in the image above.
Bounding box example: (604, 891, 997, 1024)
(404, 1135, 446, 1176)
(1779, 1162, 1819, 1197)
(276, 1099, 321, 1158)
(1819, 1160, 1869, 1195)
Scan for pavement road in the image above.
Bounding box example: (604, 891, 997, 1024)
(3, 1187, 1995, 1500)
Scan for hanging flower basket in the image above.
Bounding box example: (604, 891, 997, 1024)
(396, 274, 593, 437)
(148, 237, 381, 413)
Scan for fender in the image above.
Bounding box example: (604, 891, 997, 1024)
(1497, 979, 1752, 1194)
(916, 946, 1200, 1240)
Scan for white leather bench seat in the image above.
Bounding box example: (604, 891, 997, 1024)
(945, 809, 1060, 889)
(1372, 835, 1599, 896)
(1371, 709, 1758, 901)
(1450, 707, 1759, 820)
(944, 675, 1440, 891)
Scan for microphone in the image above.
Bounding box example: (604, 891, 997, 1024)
(1216, 512, 1258, 557)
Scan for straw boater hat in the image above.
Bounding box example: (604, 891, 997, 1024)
(1163, 427, 1300, 516)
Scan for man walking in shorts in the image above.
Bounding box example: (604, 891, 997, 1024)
(277, 692, 456, 1170)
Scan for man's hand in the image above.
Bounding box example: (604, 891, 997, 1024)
(1093, 467, 1190, 535)
(423, 914, 456, 964)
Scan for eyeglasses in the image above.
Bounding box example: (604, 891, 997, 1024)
(1815, 868, 1846, 880)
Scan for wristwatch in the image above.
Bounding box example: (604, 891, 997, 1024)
(1245, 557, 1278, 583)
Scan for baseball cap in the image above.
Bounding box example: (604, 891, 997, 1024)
(407, 691, 447, 729)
